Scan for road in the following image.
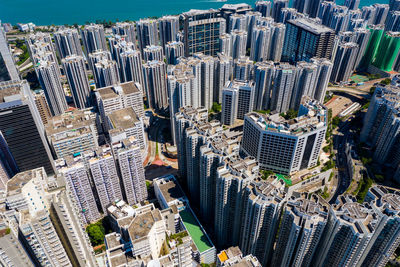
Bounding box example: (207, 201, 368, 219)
(144, 112, 178, 180)
(329, 117, 356, 204)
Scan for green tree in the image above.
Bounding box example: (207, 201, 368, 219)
(86, 222, 105, 246)
(261, 170, 274, 180)
(381, 78, 391, 85)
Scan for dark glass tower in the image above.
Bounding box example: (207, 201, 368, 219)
(0, 80, 54, 174)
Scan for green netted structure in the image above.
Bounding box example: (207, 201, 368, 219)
(372, 32, 400, 71)
(361, 26, 384, 67)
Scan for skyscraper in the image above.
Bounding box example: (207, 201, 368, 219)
(360, 85, 400, 167)
(93, 59, 121, 88)
(86, 146, 123, 212)
(115, 136, 147, 205)
(0, 80, 55, 174)
(53, 28, 83, 58)
(181, 9, 226, 56)
(112, 22, 137, 45)
(57, 157, 101, 224)
(271, 195, 329, 267)
(81, 24, 107, 55)
(142, 60, 168, 111)
(255, 1, 272, 17)
(373, 4, 390, 25)
(253, 61, 274, 111)
(282, 18, 335, 63)
(330, 42, 359, 83)
(214, 156, 258, 247)
(344, 0, 360, 10)
(240, 180, 285, 266)
(35, 60, 68, 116)
(0, 24, 19, 81)
(241, 97, 327, 174)
(143, 45, 164, 61)
(250, 25, 272, 62)
(95, 81, 144, 129)
(231, 30, 247, 60)
(385, 11, 400, 31)
(229, 14, 247, 33)
(219, 33, 232, 57)
(233, 56, 254, 81)
(215, 53, 233, 103)
(62, 55, 91, 109)
(136, 19, 159, 52)
(193, 53, 215, 110)
(292, 0, 323, 17)
(158, 16, 179, 49)
(221, 80, 255, 126)
(270, 63, 296, 113)
(272, 0, 289, 21)
(165, 41, 185, 65)
(119, 49, 145, 86)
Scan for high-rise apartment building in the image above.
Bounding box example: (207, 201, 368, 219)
(112, 22, 137, 45)
(35, 60, 68, 116)
(19, 210, 72, 266)
(56, 157, 101, 224)
(118, 48, 145, 86)
(136, 19, 159, 52)
(214, 156, 259, 248)
(93, 59, 121, 88)
(255, 1, 272, 17)
(231, 30, 247, 60)
(44, 108, 98, 159)
(229, 14, 247, 33)
(330, 42, 359, 82)
(292, 0, 323, 17)
(0, 219, 35, 266)
(240, 181, 285, 266)
(217, 247, 262, 267)
(0, 24, 19, 81)
(282, 18, 335, 63)
(95, 82, 144, 129)
(85, 146, 123, 212)
(143, 45, 164, 62)
(241, 97, 327, 174)
(165, 41, 185, 65)
(54, 28, 83, 58)
(0, 80, 54, 174)
(107, 107, 146, 150)
(271, 195, 329, 267)
(158, 16, 179, 49)
(62, 55, 91, 109)
(81, 24, 107, 55)
(221, 80, 255, 126)
(233, 56, 254, 81)
(142, 60, 168, 111)
(360, 85, 400, 167)
(181, 9, 226, 56)
(272, 0, 290, 21)
(50, 190, 97, 267)
(215, 53, 233, 103)
(114, 136, 147, 205)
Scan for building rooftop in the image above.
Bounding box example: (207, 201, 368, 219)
(108, 107, 139, 130)
(288, 17, 334, 35)
(156, 177, 186, 204)
(96, 81, 141, 100)
(6, 168, 46, 196)
(45, 108, 97, 137)
(218, 246, 242, 263)
(0, 80, 29, 104)
(246, 97, 327, 136)
(128, 209, 162, 241)
(179, 208, 213, 253)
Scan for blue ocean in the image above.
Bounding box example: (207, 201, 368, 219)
(0, 0, 389, 25)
